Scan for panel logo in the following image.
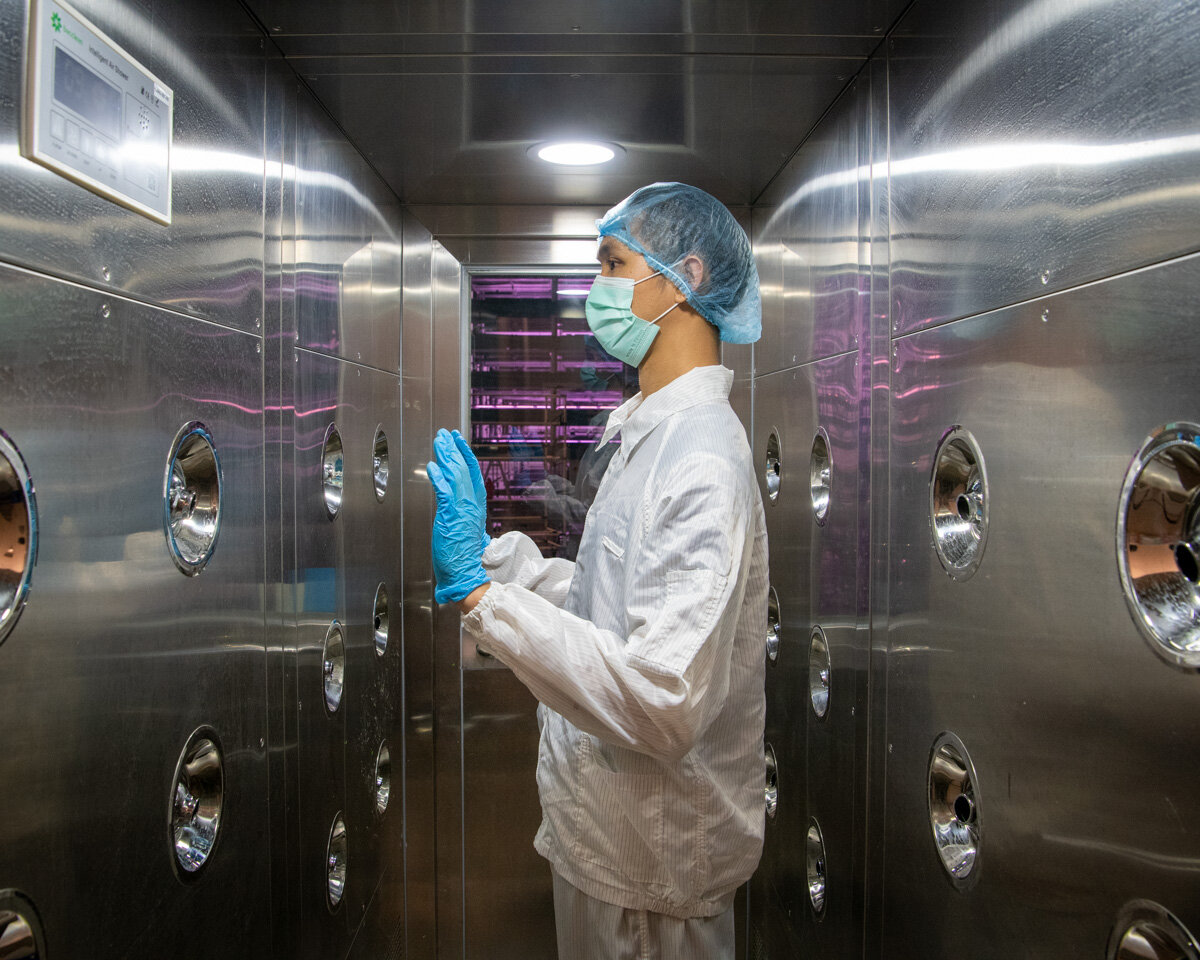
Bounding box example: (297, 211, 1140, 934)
(50, 9, 83, 45)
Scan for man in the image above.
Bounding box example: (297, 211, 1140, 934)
(428, 182, 768, 959)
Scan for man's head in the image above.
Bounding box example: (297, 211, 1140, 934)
(595, 182, 762, 345)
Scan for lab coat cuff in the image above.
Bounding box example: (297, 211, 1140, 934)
(460, 582, 499, 639)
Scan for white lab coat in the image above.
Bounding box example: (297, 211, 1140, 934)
(463, 364, 769, 919)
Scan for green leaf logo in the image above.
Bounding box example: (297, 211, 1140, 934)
(51, 12, 62, 30)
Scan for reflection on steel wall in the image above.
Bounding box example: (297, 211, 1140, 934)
(0, 2, 430, 957)
(745, 0, 1200, 957)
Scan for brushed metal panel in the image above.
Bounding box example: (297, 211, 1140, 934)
(305, 64, 854, 206)
(749, 882, 806, 960)
(336, 365, 404, 940)
(883, 254, 1200, 956)
(248, 0, 906, 39)
(0, 0, 266, 332)
(889, 0, 1200, 337)
(751, 351, 862, 946)
(407, 205, 611, 240)
(264, 56, 302, 958)
(863, 52, 893, 960)
(294, 91, 403, 373)
(400, 211, 437, 960)
(753, 80, 868, 374)
(276, 34, 879, 61)
(431, 240, 469, 960)
(461, 671, 557, 960)
(724, 342, 755, 381)
(0, 266, 269, 956)
(293, 349, 355, 952)
(729, 376, 753, 450)
(448, 238, 613, 268)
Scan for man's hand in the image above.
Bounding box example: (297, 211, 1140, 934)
(427, 428, 490, 604)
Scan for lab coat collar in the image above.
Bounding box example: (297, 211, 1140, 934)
(598, 365, 735, 451)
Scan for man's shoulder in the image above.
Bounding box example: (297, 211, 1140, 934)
(655, 401, 754, 483)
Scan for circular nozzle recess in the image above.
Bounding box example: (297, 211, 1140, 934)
(810, 427, 832, 525)
(373, 582, 390, 657)
(928, 732, 981, 888)
(0, 890, 46, 960)
(375, 741, 391, 816)
(322, 423, 344, 520)
(326, 814, 348, 911)
(372, 427, 389, 501)
(1117, 423, 1200, 669)
(764, 428, 782, 503)
(170, 727, 224, 876)
(810, 625, 831, 719)
(323, 621, 345, 714)
(163, 422, 221, 576)
(766, 586, 781, 664)
(1109, 901, 1200, 960)
(929, 427, 989, 581)
(806, 819, 827, 917)
(0, 431, 37, 648)
(764, 743, 778, 820)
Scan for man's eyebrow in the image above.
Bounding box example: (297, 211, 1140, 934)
(597, 239, 620, 260)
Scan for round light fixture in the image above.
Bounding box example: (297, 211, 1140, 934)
(534, 142, 618, 166)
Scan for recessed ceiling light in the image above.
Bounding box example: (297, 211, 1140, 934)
(534, 142, 619, 166)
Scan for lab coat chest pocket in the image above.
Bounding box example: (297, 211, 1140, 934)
(583, 491, 636, 574)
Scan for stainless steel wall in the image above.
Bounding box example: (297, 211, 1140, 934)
(747, 72, 875, 960)
(0, 2, 442, 957)
(0, 263, 270, 957)
(744, 0, 1200, 957)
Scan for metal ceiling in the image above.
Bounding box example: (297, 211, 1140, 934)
(244, 0, 908, 210)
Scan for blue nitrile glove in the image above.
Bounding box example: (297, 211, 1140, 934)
(450, 429, 491, 554)
(427, 429, 490, 604)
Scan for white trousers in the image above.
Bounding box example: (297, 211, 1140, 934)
(551, 871, 735, 960)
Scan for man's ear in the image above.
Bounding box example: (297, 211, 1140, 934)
(674, 255, 705, 299)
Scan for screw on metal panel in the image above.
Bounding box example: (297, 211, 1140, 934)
(294, 349, 299, 363)
(254, 316, 261, 329)
(1041, 309, 1050, 323)
(357, 352, 362, 361)
(1040, 270, 1050, 285)
(255, 342, 262, 354)
(101, 266, 110, 281)
(100, 302, 110, 319)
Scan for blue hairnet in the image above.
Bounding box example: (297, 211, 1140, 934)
(596, 182, 761, 344)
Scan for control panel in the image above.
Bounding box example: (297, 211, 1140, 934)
(22, 0, 173, 224)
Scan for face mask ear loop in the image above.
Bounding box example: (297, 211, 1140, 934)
(649, 301, 679, 325)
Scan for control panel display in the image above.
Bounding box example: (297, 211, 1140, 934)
(23, 0, 173, 224)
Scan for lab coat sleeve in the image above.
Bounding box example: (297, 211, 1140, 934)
(482, 530, 575, 608)
(463, 451, 751, 763)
